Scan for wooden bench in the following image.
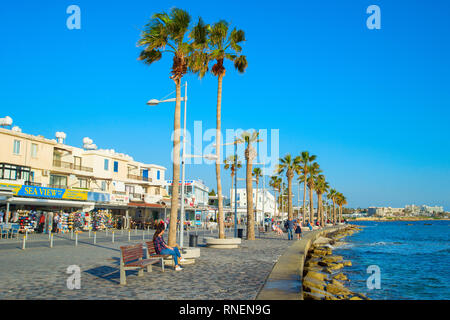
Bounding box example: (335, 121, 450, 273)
(119, 243, 160, 285)
(145, 241, 171, 272)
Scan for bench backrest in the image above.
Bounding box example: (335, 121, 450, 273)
(145, 241, 157, 255)
(120, 243, 143, 263)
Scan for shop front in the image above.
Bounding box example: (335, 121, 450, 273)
(0, 183, 96, 233)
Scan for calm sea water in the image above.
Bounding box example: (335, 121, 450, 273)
(332, 220, 450, 300)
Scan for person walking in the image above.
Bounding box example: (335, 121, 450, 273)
(0, 210, 4, 224)
(286, 218, 294, 240)
(295, 219, 302, 240)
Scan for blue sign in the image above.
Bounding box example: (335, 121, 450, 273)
(87, 192, 110, 203)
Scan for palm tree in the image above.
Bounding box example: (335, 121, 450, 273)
(238, 131, 261, 240)
(224, 155, 242, 215)
(306, 162, 322, 224)
(298, 151, 317, 223)
(327, 188, 338, 224)
(252, 167, 263, 224)
(336, 193, 347, 223)
(315, 176, 329, 227)
(190, 20, 247, 240)
(138, 8, 194, 246)
(276, 154, 302, 221)
(269, 176, 282, 219)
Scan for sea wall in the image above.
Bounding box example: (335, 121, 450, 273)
(256, 225, 344, 300)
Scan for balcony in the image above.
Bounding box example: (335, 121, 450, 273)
(52, 160, 93, 173)
(130, 193, 144, 201)
(127, 174, 152, 182)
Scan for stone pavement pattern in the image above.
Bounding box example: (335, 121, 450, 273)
(0, 229, 301, 300)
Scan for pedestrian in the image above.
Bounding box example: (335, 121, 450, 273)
(53, 213, 59, 233)
(286, 218, 294, 240)
(295, 219, 302, 240)
(0, 210, 4, 224)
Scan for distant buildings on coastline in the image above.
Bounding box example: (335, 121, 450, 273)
(349, 204, 446, 218)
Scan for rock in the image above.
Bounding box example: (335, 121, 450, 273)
(304, 291, 325, 300)
(321, 255, 344, 263)
(343, 260, 352, 267)
(313, 236, 333, 245)
(308, 287, 338, 300)
(303, 265, 324, 274)
(350, 296, 363, 300)
(303, 276, 326, 291)
(305, 271, 328, 282)
(333, 273, 348, 281)
(313, 247, 332, 256)
(328, 263, 344, 271)
(326, 283, 352, 297)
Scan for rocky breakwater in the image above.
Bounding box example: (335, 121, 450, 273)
(302, 225, 367, 300)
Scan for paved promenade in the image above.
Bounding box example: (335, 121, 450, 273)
(0, 228, 309, 300)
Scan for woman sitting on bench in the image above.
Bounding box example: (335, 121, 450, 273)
(153, 223, 186, 271)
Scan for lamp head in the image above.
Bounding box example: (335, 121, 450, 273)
(147, 99, 160, 106)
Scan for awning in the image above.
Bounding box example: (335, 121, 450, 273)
(128, 202, 165, 208)
(3, 197, 95, 208)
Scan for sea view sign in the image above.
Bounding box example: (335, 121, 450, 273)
(66, 265, 81, 290)
(366, 5, 381, 30)
(366, 265, 381, 289)
(66, 5, 81, 30)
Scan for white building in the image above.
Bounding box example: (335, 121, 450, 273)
(230, 188, 276, 223)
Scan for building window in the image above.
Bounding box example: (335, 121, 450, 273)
(125, 185, 135, 194)
(49, 175, 67, 188)
(13, 140, 21, 155)
(157, 170, 160, 180)
(101, 181, 107, 191)
(113, 161, 118, 173)
(74, 156, 82, 170)
(31, 143, 38, 158)
(79, 178, 88, 189)
(104, 159, 109, 171)
(0, 163, 31, 181)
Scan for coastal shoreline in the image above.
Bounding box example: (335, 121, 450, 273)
(302, 225, 367, 300)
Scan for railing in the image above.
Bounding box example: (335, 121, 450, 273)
(127, 174, 151, 182)
(47, 184, 68, 189)
(130, 193, 144, 201)
(52, 160, 93, 173)
(25, 181, 42, 186)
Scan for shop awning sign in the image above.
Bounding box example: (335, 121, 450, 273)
(0, 183, 88, 201)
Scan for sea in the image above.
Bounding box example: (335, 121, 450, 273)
(332, 220, 450, 300)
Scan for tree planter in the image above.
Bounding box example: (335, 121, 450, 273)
(204, 237, 241, 249)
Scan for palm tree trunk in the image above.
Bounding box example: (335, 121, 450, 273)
(333, 201, 336, 224)
(246, 147, 255, 240)
(317, 193, 322, 227)
(168, 79, 182, 247)
(287, 175, 293, 221)
(339, 205, 343, 223)
(255, 181, 259, 226)
(216, 74, 224, 239)
(309, 188, 314, 223)
(303, 177, 307, 223)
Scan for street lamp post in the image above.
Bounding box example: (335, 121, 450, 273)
(147, 82, 188, 247)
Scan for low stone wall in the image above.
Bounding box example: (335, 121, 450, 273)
(256, 226, 343, 300)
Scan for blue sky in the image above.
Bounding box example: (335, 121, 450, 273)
(1, 0, 449, 210)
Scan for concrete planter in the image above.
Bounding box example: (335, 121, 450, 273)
(204, 237, 241, 249)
